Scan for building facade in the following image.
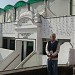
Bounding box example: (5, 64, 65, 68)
(0, 0, 75, 71)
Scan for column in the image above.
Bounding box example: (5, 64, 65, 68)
(23, 41, 27, 59)
(0, 23, 2, 48)
(34, 13, 43, 54)
(7, 38, 10, 49)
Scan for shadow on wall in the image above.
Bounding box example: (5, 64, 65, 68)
(0, 53, 3, 61)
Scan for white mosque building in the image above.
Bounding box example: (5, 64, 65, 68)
(0, 0, 75, 73)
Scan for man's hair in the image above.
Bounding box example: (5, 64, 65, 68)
(51, 33, 56, 37)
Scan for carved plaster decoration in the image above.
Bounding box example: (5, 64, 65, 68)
(17, 17, 34, 26)
(20, 33, 32, 38)
(34, 13, 42, 23)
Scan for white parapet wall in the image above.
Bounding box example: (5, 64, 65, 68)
(23, 53, 42, 68)
(0, 49, 21, 71)
(0, 48, 13, 61)
(68, 48, 75, 65)
(58, 42, 72, 65)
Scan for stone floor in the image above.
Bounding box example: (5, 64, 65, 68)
(3, 66, 73, 75)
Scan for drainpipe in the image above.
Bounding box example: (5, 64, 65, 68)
(70, 0, 73, 15)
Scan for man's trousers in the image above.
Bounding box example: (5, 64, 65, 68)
(47, 59, 58, 75)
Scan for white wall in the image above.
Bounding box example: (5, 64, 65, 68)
(72, 0, 75, 15)
(5, 55, 21, 70)
(30, 2, 45, 15)
(30, 0, 70, 16)
(41, 16, 74, 40)
(23, 54, 42, 68)
(48, 0, 70, 16)
(5, 8, 15, 22)
(68, 49, 75, 65)
(0, 50, 21, 71)
(58, 42, 72, 65)
(2, 22, 15, 37)
(0, 12, 4, 23)
(16, 6, 28, 21)
(0, 48, 13, 61)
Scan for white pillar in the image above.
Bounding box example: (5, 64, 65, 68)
(36, 23, 43, 54)
(23, 41, 27, 59)
(73, 16, 75, 49)
(34, 13, 43, 54)
(0, 33, 2, 48)
(7, 38, 10, 49)
(15, 40, 22, 62)
(0, 23, 2, 48)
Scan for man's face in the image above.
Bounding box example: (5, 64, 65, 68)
(50, 34, 56, 41)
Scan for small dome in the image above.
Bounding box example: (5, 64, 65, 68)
(27, 0, 44, 4)
(4, 5, 14, 11)
(0, 8, 4, 13)
(14, 1, 26, 9)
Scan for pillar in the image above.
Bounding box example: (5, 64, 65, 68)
(23, 41, 27, 59)
(34, 13, 43, 54)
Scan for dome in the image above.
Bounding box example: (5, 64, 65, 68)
(4, 5, 14, 11)
(27, 0, 44, 4)
(14, 1, 26, 9)
(0, 8, 4, 13)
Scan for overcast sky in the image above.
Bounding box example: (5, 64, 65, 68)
(0, 0, 28, 8)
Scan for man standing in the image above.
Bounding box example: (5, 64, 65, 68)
(45, 33, 60, 75)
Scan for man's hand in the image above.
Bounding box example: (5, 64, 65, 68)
(47, 54, 50, 57)
(47, 54, 55, 60)
(47, 54, 52, 60)
(50, 55, 54, 58)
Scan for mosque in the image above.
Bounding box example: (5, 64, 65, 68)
(0, 0, 75, 74)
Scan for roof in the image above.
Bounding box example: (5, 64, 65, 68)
(14, 1, 26, 9)
(4, 5, 14, 11)
(0, 8, 4, 13)
(0, 0, 44, 12)
(27, 0, 44, 4)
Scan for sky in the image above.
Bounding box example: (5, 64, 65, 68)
(0, 0, 28, 8)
